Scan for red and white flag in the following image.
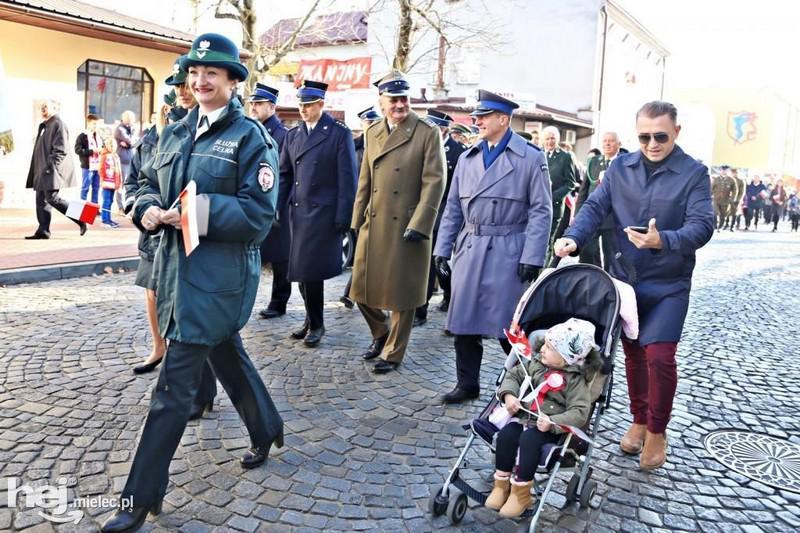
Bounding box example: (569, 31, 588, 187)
(179, 181, 199, 256)
(66, 199, 100, 224)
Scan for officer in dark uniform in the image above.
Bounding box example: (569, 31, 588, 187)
(542, 126, 578, 246)
(414, 109, 466, 326)
(279, 80, 358, 347)
(248, 83, 291, 319)
(341, 106, 381, 309)
(449, 123, 471, 146)
(102, 33, 284, 533)
(576, 131, 621, 269)
(353, 106, 381, 169)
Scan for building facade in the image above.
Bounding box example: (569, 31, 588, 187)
(0, 0, 192, 207)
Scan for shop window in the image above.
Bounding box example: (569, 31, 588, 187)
(77, 60, 153, 125)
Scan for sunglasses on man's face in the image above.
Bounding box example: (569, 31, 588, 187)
(638, 132, 670, 144)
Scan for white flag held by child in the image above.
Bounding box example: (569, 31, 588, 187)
(65, 199, 100, 224)
(179, 181, 199, 256)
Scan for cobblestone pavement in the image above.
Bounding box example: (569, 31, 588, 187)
(0, 229, 799, 532)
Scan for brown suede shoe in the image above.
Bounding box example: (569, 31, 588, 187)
(485, 475, 511, 510)
(640, 431, 668, 470)
(620, 423, 647, 454)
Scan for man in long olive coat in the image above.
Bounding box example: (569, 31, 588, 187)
(349, 71, 445, 374)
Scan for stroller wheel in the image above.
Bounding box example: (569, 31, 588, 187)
(579, 480, 597, 508)
(447, 491, 468, 525)
(429, 488, 448, 517)
(565, 473, 580, 504)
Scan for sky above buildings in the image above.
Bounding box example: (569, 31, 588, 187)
(84, 0, 799, 98)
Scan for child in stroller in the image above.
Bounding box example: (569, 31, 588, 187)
(429, 261, 624, 531)
(486, 318, 601, 517)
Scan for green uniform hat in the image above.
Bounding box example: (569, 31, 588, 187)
(450, 123, 471, 136)
(180, 33, 248, 82)
(165, 55, 188, 86)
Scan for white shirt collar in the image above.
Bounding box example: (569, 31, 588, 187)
(198, 105, 227, 129)
(305, 121, 318, 132)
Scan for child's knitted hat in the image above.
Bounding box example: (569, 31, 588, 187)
(545, 318, 598, 366)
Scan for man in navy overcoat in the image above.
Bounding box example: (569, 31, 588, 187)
(556, 100, 714, 471)
(249, 83, 291, 319)
(278, 80, 357, 347)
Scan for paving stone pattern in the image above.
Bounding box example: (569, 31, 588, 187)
(0, 230, 799, 532)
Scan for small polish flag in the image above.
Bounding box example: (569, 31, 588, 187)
(65, 199, 100, 224)
(179, 181, 199, 256)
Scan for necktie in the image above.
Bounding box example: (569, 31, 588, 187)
(308, 125, 313, 135)
(196, 115, 209, 139)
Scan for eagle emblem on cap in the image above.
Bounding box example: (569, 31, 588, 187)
(197, 40, 211, 58)
(173, 63, 180, 74)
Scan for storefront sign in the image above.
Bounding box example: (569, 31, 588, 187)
(294, 57, 372, 91)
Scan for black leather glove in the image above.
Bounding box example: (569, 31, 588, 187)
(517, 263, 541, 283)
(403, 229, 427, 242)
(434, 256, 451, 278)
(334, 223, 350, 234)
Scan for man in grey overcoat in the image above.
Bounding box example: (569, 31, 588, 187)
(434, 90, 552, 403)
(26, 99, 85, 239)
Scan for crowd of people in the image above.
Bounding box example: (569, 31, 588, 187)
(16, 30, 757, 531)
(711, 165, 798, 232)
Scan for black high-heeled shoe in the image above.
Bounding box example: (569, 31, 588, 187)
(188, 401, 213, 421)
(132, 356, 163, 375)
(100, 499, 162, 533)
(240, 428, 284, 469)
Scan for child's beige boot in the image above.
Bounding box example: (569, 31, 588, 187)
(498, 477, 533, 518)
(485, 474, 511, 510)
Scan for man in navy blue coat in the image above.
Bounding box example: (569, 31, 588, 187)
(249, 83, 291, 319)
(555, 101, 714, 471)
(278, 80, 357, 347)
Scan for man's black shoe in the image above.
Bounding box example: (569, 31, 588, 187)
(290, 323, 309, 340)
(259, 308, 285, 319)
(339, 295, 355, 309)
(362, 333, 389, 360)
(100, 501, 162, 532)
(303, 326, 325, 347)
(79, 221, 88, 236)
(412, 316, 427, 328)
(438, 299, 450, 312)
(442, 387, 480, 404)
(24, 233, 50, 240)
(372, 360, 398, 374)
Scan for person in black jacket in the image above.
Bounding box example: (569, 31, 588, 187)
(340, 106, 381, 309)
(247, 83, 292, 320)
(25, 99, 86, 239)
(74, 112, 102, 204)
(413, 109, 466, 325)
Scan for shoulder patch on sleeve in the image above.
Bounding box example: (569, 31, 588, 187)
(258, 162, 275, 192)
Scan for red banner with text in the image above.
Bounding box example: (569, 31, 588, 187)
(294, 57, 372, 92)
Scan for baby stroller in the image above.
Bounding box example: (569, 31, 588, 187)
(429, 262, 621, 531)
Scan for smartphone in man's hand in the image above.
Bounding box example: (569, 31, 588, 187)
(627, 226, 649, 234)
